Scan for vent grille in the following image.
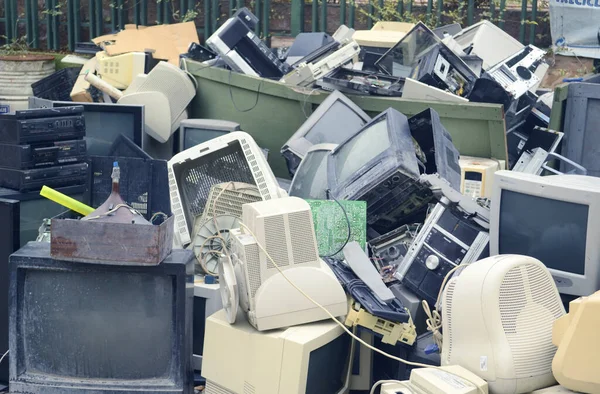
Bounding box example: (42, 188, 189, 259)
(264, 216, 290, 269)
(241, 138, 271, 199)
(491, 66, 517, 87)
(244, 382, 256, 394)
(205, 381, 235, 394)
(444, 279, 457, 362)
(499, 264, 563, 378)
(202, 182, 262, 221)
(176, 141, 259, 231)
(245, 242, 262, 299)
(288, 211, 318, 265)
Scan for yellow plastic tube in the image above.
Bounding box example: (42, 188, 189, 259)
(40, 186, 94, 216)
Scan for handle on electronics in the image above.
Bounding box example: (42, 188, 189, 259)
(543, 152, 587, 175)
(84, 72, 124, 100)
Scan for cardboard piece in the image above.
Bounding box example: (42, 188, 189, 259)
(92, 22, 199, 65)
(70, 56, 98, 102)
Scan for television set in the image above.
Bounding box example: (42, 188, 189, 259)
(9, 243, 195, 394)
(281, 90, 370, 177)
(289, 143, 336, 200)
(327, 108, 433, 235)
(178, 119, 241, 153)
(28, 97, 144, 157)
(202, 310, 354, 394)
(0, 186, 84, 247)
(490, 170, 600, 297)
(0, 198, 19, 385)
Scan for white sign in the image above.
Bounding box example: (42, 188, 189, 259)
(550, 0, 600, 58)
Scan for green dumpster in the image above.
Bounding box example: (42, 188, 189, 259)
(186, 60, 508, 178)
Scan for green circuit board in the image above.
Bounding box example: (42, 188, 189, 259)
(306, 199, 367, 259)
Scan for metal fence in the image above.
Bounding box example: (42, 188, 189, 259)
(0, 0, 543, 51)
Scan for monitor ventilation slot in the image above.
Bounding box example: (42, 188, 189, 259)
(241, 138, 271, 200)
(444, 279, 457, 363)
(499, 265, 561, 378)
(245, 242, 262, 299)
(288, 211, 319, 265)
(205, 381, 236, 394)
(264, 215, 290, 269)
(243, 382, 256, 394)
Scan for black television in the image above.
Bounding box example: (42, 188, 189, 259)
(178, 119, 241, 153)
(327, 108, 433, 235)
(28, 97, 144, 157)
(0, 186, 85, 247)
(0, 198, 19, 385)
(9, 243, 194, 394)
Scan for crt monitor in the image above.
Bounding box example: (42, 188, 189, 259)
(28, 97, 144, 157)
(490, 170, 600, 297)
(327, 108, 432, 235)
(9, 243, 195, 394)
(178, 119, 241, 152)
(202, 310, 353, 394)
(0, 186, 84, 247)
(289, 143, 336, 200)
(281, 90, 371, 177)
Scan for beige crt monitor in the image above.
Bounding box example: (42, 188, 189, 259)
(202, 310, 353, 394)
(490, 171, 600, 297)
(552, 291, 600, 393)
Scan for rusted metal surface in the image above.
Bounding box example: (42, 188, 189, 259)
(50, 215, 174, 265)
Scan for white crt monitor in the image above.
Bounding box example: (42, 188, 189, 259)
(490, 171, 600, 296)
(202, 310, 352, 394)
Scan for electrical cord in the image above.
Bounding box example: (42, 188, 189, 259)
(228, 69, 264, 112)
(370, 379, 410, 394)
(0, 350, 7, 366)
(236, 220, 486, 394)
(319, 190, 352, 258)
(81, 204, 140, 221)
(204, 188, 484, 394)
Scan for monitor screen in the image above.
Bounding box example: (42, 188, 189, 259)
(304, 101, 368, 145)
(305, 333, 351, 394)
(498, 190, 588, 275)
(376, 23, 441, 77)
(289, 149, 330, 200)
(21, 269, 174, 380)
(51, 102, 143, 157)
(80, 111, 137, 156)
(334, 119, 390, 184)
(183, 128, 229, 150)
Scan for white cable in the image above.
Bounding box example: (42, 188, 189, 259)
(237, 221, 486, 394)
(370, 379, 410, 394)
(0, 350, 8, 366)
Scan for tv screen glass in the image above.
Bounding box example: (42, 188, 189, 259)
(184, 128, 229, 150)
(334, 119, 390, 184)
(289, 149, 330, 200)
(499, 190, 588, 275)
(305, 334, 350, 394)
(21, 270, 174, 380)
(377, 23, 440, 77)
(304, 101, 367, 145)
(83, 111, 137, 156)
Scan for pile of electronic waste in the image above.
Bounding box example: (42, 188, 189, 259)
(166, 93, 596, 394)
